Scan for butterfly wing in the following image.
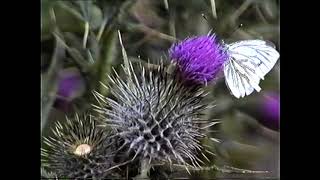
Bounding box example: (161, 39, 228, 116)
(224, 40, 279, 98)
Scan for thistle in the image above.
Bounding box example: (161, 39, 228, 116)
(169, 34, 228, 85)
(259, 92, 280, 131)
(41, 114, 119, 179)
(93, 60, 218, 174)
(54, 67, 86, 112)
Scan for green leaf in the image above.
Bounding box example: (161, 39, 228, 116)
(95, 30, 118, 97)
(41, 0, 55, 40)
(41, 33, 65, 132)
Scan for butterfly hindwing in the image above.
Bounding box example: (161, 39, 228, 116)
(224, 40, 279, 98)
(224, 56, 258, 98)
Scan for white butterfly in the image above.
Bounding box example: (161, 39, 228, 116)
(223, 40, 279, 98)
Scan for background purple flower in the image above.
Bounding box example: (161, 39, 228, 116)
(235, 91, 280, 131)
(54, 68, 85, 112)
(259, 92, 280, 130)
(169, 35, 228, 85)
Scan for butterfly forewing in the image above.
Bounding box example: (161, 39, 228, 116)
(224, 40, 279, 98)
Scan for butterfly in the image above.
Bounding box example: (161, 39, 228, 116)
(222, 40, 279, 98)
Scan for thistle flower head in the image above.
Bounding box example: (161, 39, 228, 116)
(169, 34, 228, 85)
(260, 92, 280, 130)
(93, 61, 215, 170)
(41, 114, 119, 179)
(57, 68, 85, 99)
(54, 68, 86, 112)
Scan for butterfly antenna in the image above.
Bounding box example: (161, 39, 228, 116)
(202, 13, 209, 22)
(202, 14, 215, 36)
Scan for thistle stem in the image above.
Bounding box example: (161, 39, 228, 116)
(169, 164, 268, 174)
(135, 159, 151, 180)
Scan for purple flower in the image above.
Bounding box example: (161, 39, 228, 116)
(259, 92, 280, 130)
(169, 34, 228, 85)
(54, 68, 85, 112)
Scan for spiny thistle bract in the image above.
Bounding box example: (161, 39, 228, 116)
(93, 60, 218, 172)
(41, 114, 119, 179)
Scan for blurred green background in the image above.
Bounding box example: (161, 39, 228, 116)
(41, 0, 279, 179)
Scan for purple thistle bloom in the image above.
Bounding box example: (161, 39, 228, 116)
(169, 34, 228, 85)
(259, 92, 280, 130)
(54, 68, 85, 112)
(57, 68, 84, 100)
